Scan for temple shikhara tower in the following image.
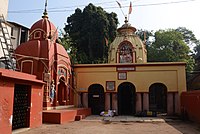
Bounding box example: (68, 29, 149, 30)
(15, 8, 72, 109)
(108, 17, 147, 64)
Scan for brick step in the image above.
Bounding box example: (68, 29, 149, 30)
(75, 115, 86, 121)
(42, 108, 91, 124)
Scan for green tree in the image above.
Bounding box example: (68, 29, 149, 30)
(192, 40, 200, 72)
(147, 29, 194, 72)
(136, 29, 153, 42)
(58, 33, 78, 65)
(63, 3, 118, 64)
(175, 27, 198, 46)
(136, 29, 154, 48)
(175, 27, 200, 72)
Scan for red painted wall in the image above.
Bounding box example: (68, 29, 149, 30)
(0, 78, 14, 134)
(181, 90, 200, 123)
(29, 85, 44, 128)
(0, 69, 44, 134)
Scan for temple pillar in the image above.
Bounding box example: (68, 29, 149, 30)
(136, 93, 142, 113)
(167, 93, 173, 115)
(175, 92, 180, 114)
(143, 93, 149, 111)
(116, 49, 119, 63)
(77, 93, 82, 107)
(43, 83, 51, 109)
(112, 93, 118, 114)
(82, 93, 88, 108)
(105, 93, 110, 111)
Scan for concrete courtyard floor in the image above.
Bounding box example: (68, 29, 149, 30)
(14, 115, 200, 134)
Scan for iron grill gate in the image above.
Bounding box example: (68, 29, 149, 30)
(12, 84, 31, 130)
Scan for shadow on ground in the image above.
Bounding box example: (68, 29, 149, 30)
(163, 116, 200, 134)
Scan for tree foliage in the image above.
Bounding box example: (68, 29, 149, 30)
(175, 27, 200, 72)
(147, 29, 194, 72)
(175, 27, 198, 46)
(61, 4, 200, 73)
(63, 3, 118, 64)
(136, 29, 154, 47)
(136, 29, 153, 42)
(58, 33, 78, 65)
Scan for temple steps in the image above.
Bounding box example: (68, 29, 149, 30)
(42, 107, 91, 124)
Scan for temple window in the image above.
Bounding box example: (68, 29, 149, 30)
(34, 31, 41, 39)
(119, 42, 134, 63)
(58, 68, 67, 79)
(21, 60, 33, 74)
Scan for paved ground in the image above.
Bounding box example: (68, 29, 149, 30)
(13, 116, 200, 134)
(85, 115, 165, 122)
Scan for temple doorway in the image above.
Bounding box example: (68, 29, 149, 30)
(118, 82, 136, 115)
(58, 77, 67, 105)
(12, 84, 31, 130)
(88, 84, 105, 115)
(149, 83, 167, 113)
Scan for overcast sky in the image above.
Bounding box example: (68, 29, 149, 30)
(8, 0, 200, 40)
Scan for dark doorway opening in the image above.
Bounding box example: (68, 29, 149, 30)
(88, 84, 105, 115)
(118, 82, 136, 115)
(149, 83, 167, 113)
(12, 84, 31, 130)
(58, 77, 67, 105)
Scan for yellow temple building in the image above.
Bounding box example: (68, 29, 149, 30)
(73, 17, 186, 116)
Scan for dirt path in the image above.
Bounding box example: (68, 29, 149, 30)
(16, 120, 200, 134)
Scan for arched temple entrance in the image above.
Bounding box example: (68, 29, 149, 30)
(88, 84, 105, 115)
(149, 83, 167, 113)
(118, 82, 136, 115)
(57, 77, 67, 105)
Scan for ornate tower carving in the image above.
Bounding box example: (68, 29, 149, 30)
(108, 17, 147, 63)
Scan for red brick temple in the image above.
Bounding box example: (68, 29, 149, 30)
(0, 9, 91, 131)
(15, 10, 72, 109)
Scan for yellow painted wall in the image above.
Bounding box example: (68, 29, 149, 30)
(73, 62, 186, 94)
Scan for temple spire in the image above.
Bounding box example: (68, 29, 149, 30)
(42, 0, 48, 18)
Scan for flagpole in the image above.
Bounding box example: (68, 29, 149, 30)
(120, 9, 126, 18)
(128, 13, 130, 22)
(116, 1, 126, 18)
(128, 1, 132, 22)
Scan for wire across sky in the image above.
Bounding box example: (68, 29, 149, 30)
(8, 0, 197, 14)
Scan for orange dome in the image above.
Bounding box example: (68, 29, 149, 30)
(29, 14, 58, 42)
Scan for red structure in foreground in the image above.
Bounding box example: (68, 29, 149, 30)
(15, 10, 72, 109)
(181, 90, 200, 123)
(0, 68, 44, 134)
(42, 108, 91, 124)
(0, 6, 92, 132)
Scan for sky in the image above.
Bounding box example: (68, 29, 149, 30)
(8, 0, 200, 40)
